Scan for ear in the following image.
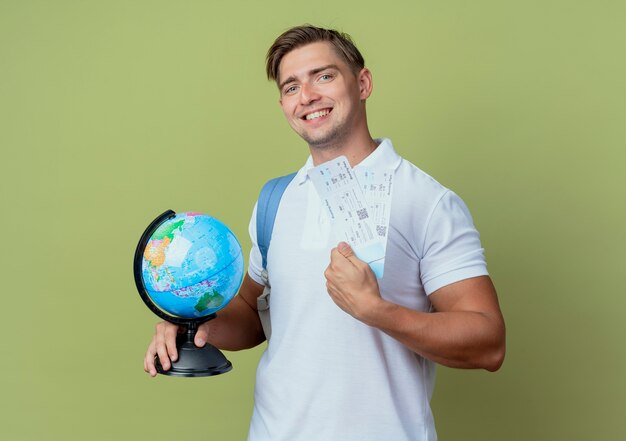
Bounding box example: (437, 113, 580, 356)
(358, 68, 373, 100)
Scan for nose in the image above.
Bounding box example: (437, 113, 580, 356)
(300, 82, 321, 105)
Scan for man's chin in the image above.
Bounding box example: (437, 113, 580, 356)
(301, 129, 344, 150)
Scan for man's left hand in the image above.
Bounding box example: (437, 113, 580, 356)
(324, 242, 382, 323)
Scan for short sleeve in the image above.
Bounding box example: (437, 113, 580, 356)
(247, 202, 265, 286)
(420, 191, 488, 295)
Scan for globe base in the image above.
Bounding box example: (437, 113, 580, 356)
(155, 324, 232, 377)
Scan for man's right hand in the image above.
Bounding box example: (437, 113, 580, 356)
(144, 321, 179, 377)
(144, 321, 213, 376)
(144, 320, 214, 377)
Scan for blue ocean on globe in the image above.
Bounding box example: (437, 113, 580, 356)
(141, 212, 244, 319)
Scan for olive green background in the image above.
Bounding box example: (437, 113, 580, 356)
(1, 1, 624, 440)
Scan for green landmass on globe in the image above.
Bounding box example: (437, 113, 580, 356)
(195, 290, 225, 312)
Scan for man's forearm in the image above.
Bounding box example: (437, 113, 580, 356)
(364, 299, 505, 371)
(200, 295, 266, 351)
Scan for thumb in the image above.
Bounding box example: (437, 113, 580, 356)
(194, 323, 209, 347)
(337, 241, 357, 261)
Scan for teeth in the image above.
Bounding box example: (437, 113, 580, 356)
(305, 109, 330, 120)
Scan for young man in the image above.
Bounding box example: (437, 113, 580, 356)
(145, 25, 505, 441)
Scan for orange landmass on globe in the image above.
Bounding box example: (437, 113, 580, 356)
(144, 237, 171, 267)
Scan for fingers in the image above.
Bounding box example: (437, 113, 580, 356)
(194, 322, 210, 347)
(144, 321, 179, 376)
(144, 343, 152, 375)
(328, 248, 350, 271)
(144, 340, 158, 377)
(327, 247, 361, 283)
(325, 251, 343, 284)
(155, 322, 177, 371)
(326, 280, 339, 298)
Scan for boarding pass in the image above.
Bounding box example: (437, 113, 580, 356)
(307, 156, 394, 278)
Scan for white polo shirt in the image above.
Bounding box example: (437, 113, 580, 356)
(247, 139, 488, 441)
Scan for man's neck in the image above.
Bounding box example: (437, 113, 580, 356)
(309, 134, 378, 167)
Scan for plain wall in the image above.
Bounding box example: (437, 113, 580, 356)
(1, 1, 624, 440)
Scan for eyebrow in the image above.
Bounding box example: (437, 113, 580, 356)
(278, 64, 339, 91)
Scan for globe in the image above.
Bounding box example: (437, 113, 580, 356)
(138, 211, 244, 321)
(133, 210, 243, 377)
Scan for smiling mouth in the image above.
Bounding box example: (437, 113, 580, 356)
(302, 108, 332, 121)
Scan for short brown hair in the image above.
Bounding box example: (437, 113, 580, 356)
(266, 25, 365, 84)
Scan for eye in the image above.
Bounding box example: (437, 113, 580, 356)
(319, 73, 334, 82)
(283, 85, 298, 95)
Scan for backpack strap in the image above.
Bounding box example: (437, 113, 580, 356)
(255, 172, 297, 340)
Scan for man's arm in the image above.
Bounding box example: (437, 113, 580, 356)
(324, 242, 505, 372)
(144, 274, 265, 377)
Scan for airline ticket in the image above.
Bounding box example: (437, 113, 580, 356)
(307, 156, 394, 278)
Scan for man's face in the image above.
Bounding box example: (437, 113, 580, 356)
(277, 42, 369, 149)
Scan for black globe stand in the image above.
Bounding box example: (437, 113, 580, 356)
(155, 318, 232, 377)
(134, 209, 233, 378)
